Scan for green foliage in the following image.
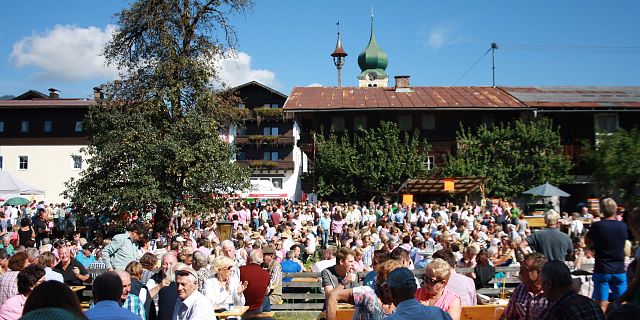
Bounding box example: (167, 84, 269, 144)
(314, 122, 431, 201)
(254, 107, 284, 119)
(444, 118, 573, 198)
(583, 128, 640, 204)
(64, 0, 253, 230)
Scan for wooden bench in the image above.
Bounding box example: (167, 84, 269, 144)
(461, 305, 505, 320)
(321, 304, 506, 320)
(240, 311, 276, 319)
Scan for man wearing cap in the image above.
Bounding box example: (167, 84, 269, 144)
(261, 246, 283, 308)
(75, 243, 96, 268)
(385, 267, 452, 320)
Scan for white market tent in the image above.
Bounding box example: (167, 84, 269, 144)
(238, 180, 289, 199)
(0, 171, 46, 202)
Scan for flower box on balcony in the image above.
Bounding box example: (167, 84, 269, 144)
(249, 160, 279, 168)
(247, 135, 279, 144)
(254, 107, 284, 119)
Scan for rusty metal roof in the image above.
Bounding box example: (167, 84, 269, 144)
(283, 86, 526, 111)
(0, 99, 95, 109)
(397, 177, 487, 195)
(501, 86, 640, 108)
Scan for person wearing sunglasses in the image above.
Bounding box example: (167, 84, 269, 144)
(325, 260, 403, 320)
(416, 258, 461, 320)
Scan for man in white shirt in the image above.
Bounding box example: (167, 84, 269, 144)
(311, 247, 336, 272)
(38, 252, 64, 282)
(172, 268, 214, 320)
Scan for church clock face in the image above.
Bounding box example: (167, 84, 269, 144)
(367, 72, 377, 80)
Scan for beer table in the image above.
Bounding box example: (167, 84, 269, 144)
(216, 306, 249, 319)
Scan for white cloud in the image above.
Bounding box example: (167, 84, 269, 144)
(10, 25, 278, 88)
(215, 51, 277, 88)
(10, 24, 118, 81)
(419, 24, 464, 50)
(307, 83, 323, 87)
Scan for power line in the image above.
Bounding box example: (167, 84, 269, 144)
(499, 43, 640, 51)
(452, 46, 492, 86)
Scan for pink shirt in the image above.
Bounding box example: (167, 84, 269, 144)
(0, 294, 26, 320)
(416, 287, 459, 311)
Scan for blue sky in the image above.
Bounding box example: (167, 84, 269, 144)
(1, 0, 639, 99)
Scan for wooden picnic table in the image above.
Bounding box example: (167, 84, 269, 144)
(216, 306, 249, 319)
(291, 277, 319, 282)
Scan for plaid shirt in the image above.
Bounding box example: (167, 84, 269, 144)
(0, 271, 19, 306)
(502, 284, 549, 320)
(123, 294, 146, 320)
(540, 291, 604, 320)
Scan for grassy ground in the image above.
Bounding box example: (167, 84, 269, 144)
(274, 311, 321, 320)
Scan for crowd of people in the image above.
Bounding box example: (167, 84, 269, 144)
(0, 197, 638, 319)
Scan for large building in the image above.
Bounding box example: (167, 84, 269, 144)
(228, 81, 302, 200)
(0, 89, 94, 204)
(283, 16, 640, 202)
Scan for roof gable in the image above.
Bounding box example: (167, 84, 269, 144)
(232, 81, 288, 99)
(13, 90, 50, 100)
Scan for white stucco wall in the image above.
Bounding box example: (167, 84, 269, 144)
(0, 145, 87, 204)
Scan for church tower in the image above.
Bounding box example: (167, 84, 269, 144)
(357, 13, 388, 87)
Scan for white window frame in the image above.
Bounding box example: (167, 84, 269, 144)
(426, 156, 435, 170)
(18, 156, 28, 171)
(272, 177, 284, 189)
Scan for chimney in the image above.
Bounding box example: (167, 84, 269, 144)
(394, 76, 411, 92)
(93, 87, 104, 100)
(48, 88, 60, 98)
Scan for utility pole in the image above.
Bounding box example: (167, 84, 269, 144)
(491, 42, 498, 87)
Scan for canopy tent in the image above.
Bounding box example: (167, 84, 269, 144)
(239, 180, 289, 199)
(0, 171, 45, 195)
(397, 177, 487, 195)
(522, 182, 570, 197)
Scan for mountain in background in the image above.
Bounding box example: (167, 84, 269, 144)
(0, 95, 15, 100)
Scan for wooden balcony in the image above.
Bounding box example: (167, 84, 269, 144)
(236, 160, 295, 171)
(234, 135, 295, 146)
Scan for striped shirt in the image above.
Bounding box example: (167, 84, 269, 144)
(502, 284, 549, 320)
(123, 294, 147, 320)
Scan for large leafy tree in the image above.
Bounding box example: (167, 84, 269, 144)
(315, 122, 431, 201)
(64, 0, 253, 230)
(444, 118, 573, 198)
(583, 128, 640, 205)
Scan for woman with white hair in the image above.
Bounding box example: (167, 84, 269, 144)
(204, 256, 247, 310)
(192, 251, 213, 294)
(416, 258, 462, 320)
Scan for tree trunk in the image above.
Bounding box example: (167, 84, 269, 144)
(153, 204, 172, 234)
